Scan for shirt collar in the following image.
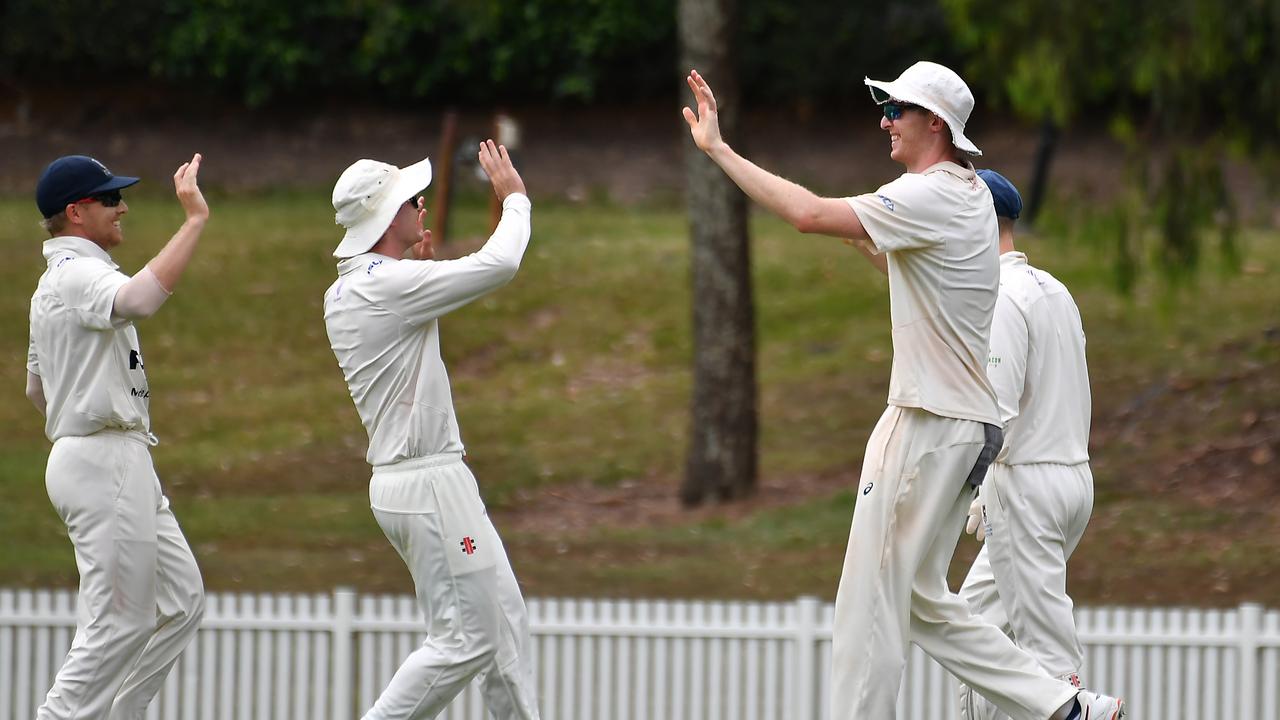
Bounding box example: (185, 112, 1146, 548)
(1000, 250, 1028, 268)
(921, 159, 977, 182)
(43, 236, 117, 269)
(337, 252, 398, 276)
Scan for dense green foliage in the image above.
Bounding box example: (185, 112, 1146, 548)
(2, 0, 1272, 285)
(943, 0, 1279, 286)
(0, 0, 946, 105)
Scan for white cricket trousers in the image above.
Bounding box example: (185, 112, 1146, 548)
(958, 462, 1095, 720)
(364, 453, 540, 720)
(830, 407, 1078, 720)
(39, 430, 206, 720)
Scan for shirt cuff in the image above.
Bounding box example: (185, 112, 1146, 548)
(502, 193, 531, 211)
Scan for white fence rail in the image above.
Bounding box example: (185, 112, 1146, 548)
(1, 589, 1278, 719)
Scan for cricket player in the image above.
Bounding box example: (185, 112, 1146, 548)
(957, 170, 1100, 718)
(683, 62, 1125, 720)
(324, 141, 539, 720)
(26, 154, 209, 719)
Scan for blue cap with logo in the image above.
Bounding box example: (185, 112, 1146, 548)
(36, 155, 139, 218)
(976, 169, 1022, 220)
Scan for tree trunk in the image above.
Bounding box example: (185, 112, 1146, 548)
(1024, 116, 1058, 226)
(677, 0, 757, 506)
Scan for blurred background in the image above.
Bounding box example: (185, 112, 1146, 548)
(1, 0, 1277, 609)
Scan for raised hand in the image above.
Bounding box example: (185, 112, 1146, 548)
(173, 153, 209, 223)
(477, 140, 526, 201)
(408, 196, 434, 259)
(682, 69, 724, 153)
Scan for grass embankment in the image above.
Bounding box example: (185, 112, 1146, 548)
(1, 191, 1276, 605)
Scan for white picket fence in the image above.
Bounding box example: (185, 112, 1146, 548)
(1, 589, 1278, 720)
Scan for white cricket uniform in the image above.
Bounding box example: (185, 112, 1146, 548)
(831, 163, 1078, 720)
(28, 236, 205, 720)
(959, 252, 1095, 719)
(324, 194, 540, 720)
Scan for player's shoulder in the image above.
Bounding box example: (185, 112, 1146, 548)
(48, 252, 120, 291)
(877, 171, 936, 200)
(1000, 256, 1078, 312)
(860, 171, 956, 223)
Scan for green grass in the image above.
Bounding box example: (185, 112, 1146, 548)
(2, 191, 1277, 605)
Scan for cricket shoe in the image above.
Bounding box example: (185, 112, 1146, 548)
(1073, 690, 1126, 720)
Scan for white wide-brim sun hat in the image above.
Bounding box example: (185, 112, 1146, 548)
(331, 157, 433, 258)
(865, 61, 982, 157)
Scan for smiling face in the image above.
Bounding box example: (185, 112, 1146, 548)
(878, 101, 961, 172)
(880, 103, 936, 169)
(66, 194, 129, 250)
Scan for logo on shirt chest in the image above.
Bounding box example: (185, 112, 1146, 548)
(129, 348, 145, 370)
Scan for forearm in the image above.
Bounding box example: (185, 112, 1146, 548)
(846, 237, 888, 275)
(26, 371, 46, 417)
(147, 216, 208, 292)
(704, 142, 870, 246)
(471, 193, 531, 276)
(705, 142, 823, 229)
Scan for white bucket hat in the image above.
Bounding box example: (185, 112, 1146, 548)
(865, 61, 982, 156)
(331, 157, 433, 258)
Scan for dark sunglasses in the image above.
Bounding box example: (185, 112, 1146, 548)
(405, 198, 419, 212)
(73, 189, 124, 208)
(882, 101, 925, 121)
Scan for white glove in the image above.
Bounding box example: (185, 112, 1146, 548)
(965, 496, 986, 542)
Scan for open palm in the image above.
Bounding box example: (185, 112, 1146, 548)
(682, 69, 723, 152)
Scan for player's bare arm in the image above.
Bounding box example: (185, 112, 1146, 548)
(146, 153, 210, 291)
(683, 70, 876, 261)
(25, 372, 46, 416)
(844, 237, 888, 275)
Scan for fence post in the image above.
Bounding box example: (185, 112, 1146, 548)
(794, 596, 820, 720)
(333, 588, 356, 720)
(1239, 603, 1261, 720)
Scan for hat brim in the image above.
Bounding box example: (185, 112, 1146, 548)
(90, 175, 140, 195)
(865, 78, 982, 157)
(333, 158, 433, 258)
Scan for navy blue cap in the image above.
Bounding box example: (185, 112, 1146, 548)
(977, 169, 1022, 220)
(36, 155, 139, 218)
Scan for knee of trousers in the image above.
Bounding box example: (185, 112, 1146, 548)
(108, 615, 160, 656)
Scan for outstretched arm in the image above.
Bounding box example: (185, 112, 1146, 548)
(146, 154, 210, 292)
(682, 70, 871, 245)
(113, 154, 210, 320)
(391, 140, 532, 324)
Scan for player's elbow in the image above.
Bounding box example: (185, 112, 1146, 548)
(791, 207, 826, 235)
